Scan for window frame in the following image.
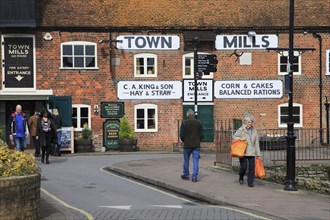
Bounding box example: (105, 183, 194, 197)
(134, 53, 158, 77)
(278, 51, 301, 75)
(278, 103, 303, 128)
(60, 41, 98, 69)
(72, 104, 91, 131)
(326, 50, 330, 75)
(182, 52, 214, 79)
(134, 104, 158, 132)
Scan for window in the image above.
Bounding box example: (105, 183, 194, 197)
(61, 41, 97, 69)
(278, 51, 301, 75)
(326, 50, 330, 75)
(134, 104, 158, 132)
(134, 54, 157, 77)
(278, 103, 303, 128)
(183, 52, 214, 79)
(72, 104, 91, 131)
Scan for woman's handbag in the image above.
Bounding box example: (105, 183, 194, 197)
(230, 140, 247, 157)
(255, 157, 265, 179)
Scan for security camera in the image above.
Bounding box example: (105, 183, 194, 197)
(43, 33, 53, 41)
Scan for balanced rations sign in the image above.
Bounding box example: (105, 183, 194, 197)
(117, 81, 182, 100)
(214, 80, 283, 99)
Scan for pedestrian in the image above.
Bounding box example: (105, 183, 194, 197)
(52, 108, 62, 156)
(8, 104, 29, 152)
(28, 110, 41, 157)
(36, 109, 56, 164)
(233, 114, 261, 187)
(180, 109, 203, 182)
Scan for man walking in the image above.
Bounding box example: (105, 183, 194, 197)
(9, 104, 29, 152)
(180, 109, 203, 182)
(29, 110, 41, 157)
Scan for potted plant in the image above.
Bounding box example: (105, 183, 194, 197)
(74, 127, 93, 152)
(259, 134, 287, 150)
(118, 115, 138, 151)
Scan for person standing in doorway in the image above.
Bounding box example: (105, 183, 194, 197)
(233, 114, 261, 187)
(8, 104, 29, 152)
(36, 110, 56, 164)
(29, 110, 41, 157)
(52, 108, 62, 156)
(180, 109, 203, 182)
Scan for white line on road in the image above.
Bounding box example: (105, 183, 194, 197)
(98, 205, 132, 210)
(149, 205, 183, 209)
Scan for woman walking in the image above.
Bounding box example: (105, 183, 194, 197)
(233, 114, 261, 187)
(36, 110, 56, 164)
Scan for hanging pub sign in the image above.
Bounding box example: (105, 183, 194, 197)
(103, 120, 120, 149)
(101, 102, 124, 118)
(117, 81, 182, 100)
(214, 80, 283, 99)
(215, 35, 278, 50)
(2, 35, 35, 88)
(116, 35, 180, 50)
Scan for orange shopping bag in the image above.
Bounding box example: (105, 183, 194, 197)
(255, 157, 265, 179)
(230, 140, 247, 158)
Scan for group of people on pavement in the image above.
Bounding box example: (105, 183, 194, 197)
(8, 104, 62, 164)
(180, 109, 260, 187)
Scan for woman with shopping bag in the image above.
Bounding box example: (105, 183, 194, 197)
(233, 114, 261, 187)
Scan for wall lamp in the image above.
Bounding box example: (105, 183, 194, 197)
(247, 31, 256, 37)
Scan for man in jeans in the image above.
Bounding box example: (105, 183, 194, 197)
(9, 105, 29, 152)
(180, 109, 203, 182)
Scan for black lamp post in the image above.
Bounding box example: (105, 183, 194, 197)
(193, 37, 200, 118)
(284, 0, 297, 191)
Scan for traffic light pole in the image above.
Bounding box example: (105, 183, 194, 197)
(284, 0, 297, 191)
(193, 37, 199, 118)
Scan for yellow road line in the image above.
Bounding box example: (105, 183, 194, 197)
(41, 187, 94, 220)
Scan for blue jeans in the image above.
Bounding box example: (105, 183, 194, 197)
(239, 156, 255, 185)
(14, 137, 27, 152)
(183, 148, 200, 179)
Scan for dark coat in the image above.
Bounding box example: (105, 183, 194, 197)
(180, 115, 203, 149)
(36, 117, 56, 146)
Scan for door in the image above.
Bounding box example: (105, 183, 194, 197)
(183, 105, 214, 142)
(48, 96, 72, 127)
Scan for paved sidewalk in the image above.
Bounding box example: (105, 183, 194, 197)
(107, 154, 330, 220)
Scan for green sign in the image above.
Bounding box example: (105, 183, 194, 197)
(101, 102, 124, 118)
(103, 120, 120, 149)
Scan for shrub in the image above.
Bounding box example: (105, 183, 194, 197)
(0, 144, 38, 177)
(80, 127, 92, 140)
(0, 124, 5, 140)
(119, 115, 134, 139)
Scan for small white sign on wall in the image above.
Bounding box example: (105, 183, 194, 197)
(214, 80, 283, 99)
(117, 81, 182, 100)
(116, 35, 180, 50)
(183, 79, 214, 102)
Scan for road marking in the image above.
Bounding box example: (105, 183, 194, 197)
(99, 205, 132, 210)
(101, 167, 272, 220)
(41, 187, 94, 220)
(149, 205, 183, 209)
(100, 167, 197, 204)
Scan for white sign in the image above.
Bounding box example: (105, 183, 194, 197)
(214, 80, 283, 99)
(216, 35, 278, 50)
(116, 35, 180, 50)
(183, 80, 213, 102)
(117, 81, 182, 100)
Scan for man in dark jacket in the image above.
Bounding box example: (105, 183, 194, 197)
(8, 104, 29, 151)
(180, 109, 203, 182)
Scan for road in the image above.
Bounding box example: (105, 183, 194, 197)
(39, 153, 274, 220)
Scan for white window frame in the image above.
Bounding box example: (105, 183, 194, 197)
(134, 53, 157, 77)
(326, 50, 330, 75)
(60, 41, 98, 69)
(278, 51, 301, 75)
(134, 104, 158, 132)
(278, 103, 303, 128)
(182, 52, 214, 79)
(72, 104, 91, 131)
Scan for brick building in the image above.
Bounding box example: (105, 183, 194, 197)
(0, 0, 329, 151)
